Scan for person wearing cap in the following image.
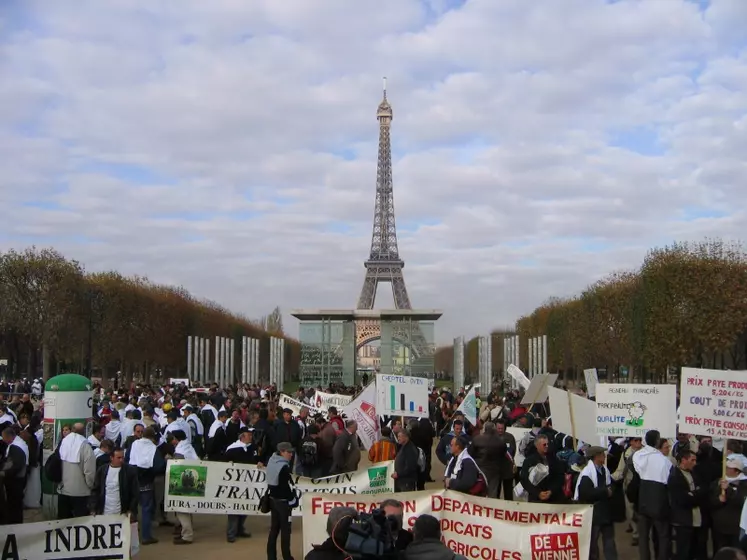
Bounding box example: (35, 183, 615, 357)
(224, 427, 262, 543)
(575, 446, 617, 560)
(710, 455, 747, 550)
(266, 442, 298, 560)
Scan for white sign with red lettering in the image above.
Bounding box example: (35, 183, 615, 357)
(679, 367, 747, 439)
(302, 490, 592, 560)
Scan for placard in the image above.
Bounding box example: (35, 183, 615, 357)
(547, 386, 600, 445)
(302, 490, 592, 558)
(507, 364, 531, 390)
(376, 374, 429, 416)
(596, 383, 677, 437)
(521, 374, 559, 405)
(679, 367, 747, 439)
(164, 459, 394, 515)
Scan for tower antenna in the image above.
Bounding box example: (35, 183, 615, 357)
(383, 76, 387, 99)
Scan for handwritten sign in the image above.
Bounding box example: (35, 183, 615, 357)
(596, 384, 676, 438)
(679, 367, 747, 439)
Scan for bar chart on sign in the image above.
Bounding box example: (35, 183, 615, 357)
(377, 373, 430, 417)
(390, 384, 424, 414)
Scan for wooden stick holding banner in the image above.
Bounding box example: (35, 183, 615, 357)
(567, 390, 578, 451)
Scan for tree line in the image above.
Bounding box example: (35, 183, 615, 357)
(436, 239, 747, 384)
(0, 247, 299, 384)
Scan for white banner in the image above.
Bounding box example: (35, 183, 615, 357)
(376, 374, 430, 416)
(169, 377, 190, 386)
(302, 490, 592, 559)
(278, 394, 324, 417)
(507, 364, 531, 390)
(164, 459, 395, 516)
(0, 515, 131, 559)
(596, 383, 677, 438)
(342, 382, 379, 450)
(312, 390, 353, 411)
(679, 367, 747, 439)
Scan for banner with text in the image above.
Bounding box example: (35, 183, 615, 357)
(164, 459, 395, 516)
(302, 490, 592, 559)
(312, 390, 353, 412)
(342, 382, 379, 450)
(0, 514, 131, 560)
(596, 383, 677, 438)
(278, 394, 325, 418)
(679, 367, 747, 439)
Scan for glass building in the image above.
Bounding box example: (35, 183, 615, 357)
(292, 310, 441, 387)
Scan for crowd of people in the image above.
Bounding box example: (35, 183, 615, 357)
(2, 377, 747, 560)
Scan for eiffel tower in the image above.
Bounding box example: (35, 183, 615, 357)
(356, 79, 431, 361)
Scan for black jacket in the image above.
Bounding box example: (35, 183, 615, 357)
(520, 453, 564, 503)
(207, 427, 228, 461)
(394, 441, 420, 488)
(577, 465, 613, 525)
(272, 419, 302, 450)
(304, 538, 349, 560)
(90, 463, 140, 518)
(668, 467, 705, 527)
(470, 433, 509, 479)
(224, 443, 261, 465)
(444, 454, 480, 494)
(709, 478, 747, 535)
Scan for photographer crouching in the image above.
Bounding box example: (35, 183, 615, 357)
(305, 505, 404, 560)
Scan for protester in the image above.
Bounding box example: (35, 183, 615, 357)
(331, 420, 360, 474)
(224, 427, 262, 542)
(0, 426, 28, 523)
(90, 447, 139, 519)
(267, 442, 298, 560)
(633, 430, 673, 560)
(668, 449, 707, 560)
(393, 428, 420, 492)
(58, 422, 97, 519)
(444, 435, 487, 496)
(401, 514, 469, 560)
(576, 446, 618, 560)
(303, 506, 358, 560)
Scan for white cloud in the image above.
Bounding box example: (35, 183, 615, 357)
(1, 0, 745, 343)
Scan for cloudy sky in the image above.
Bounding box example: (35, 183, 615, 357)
(2, 0, 746, 343)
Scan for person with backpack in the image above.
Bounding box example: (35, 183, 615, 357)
(299, 424, 320, 478)
(392, 428, 420, 492)
(444, 435, 488, 497)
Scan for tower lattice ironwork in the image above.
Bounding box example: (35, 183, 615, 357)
(355, 80, 431, 360)
(357, 79, 412, 311)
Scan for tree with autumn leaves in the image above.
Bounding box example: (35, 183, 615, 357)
(514, 239, 747, 383)
(435, 239, 747, 383)
(0, 247, 299, 384)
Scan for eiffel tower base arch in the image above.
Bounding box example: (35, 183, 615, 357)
(291, 309, 442, 387)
